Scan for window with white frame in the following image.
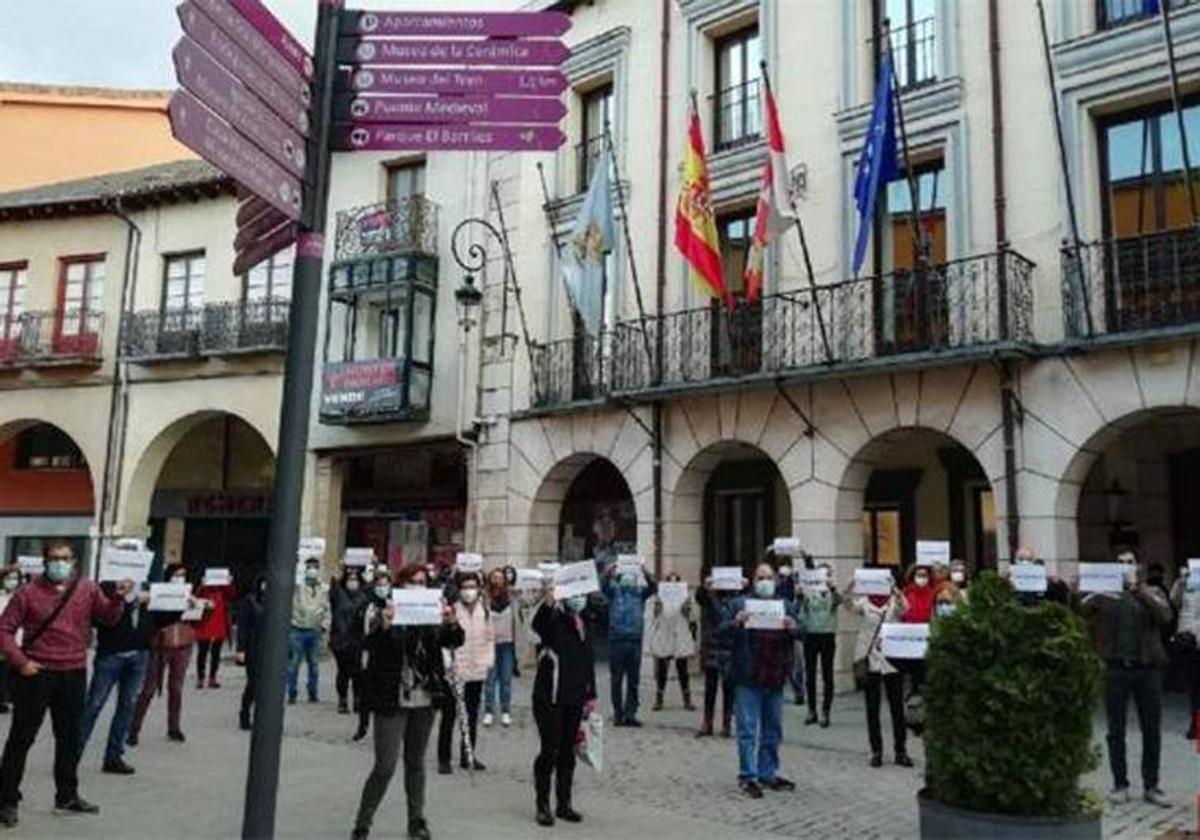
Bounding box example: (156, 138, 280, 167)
(0, 263, 25, 342)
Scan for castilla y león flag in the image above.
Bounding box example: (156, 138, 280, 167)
(745, 84, 797, 303)
(674, 97, 728, 307)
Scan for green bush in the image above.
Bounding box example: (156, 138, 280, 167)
(924, 572, 1103, 818)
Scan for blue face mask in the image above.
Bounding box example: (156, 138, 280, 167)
(45, 560, 73, 583)
(619, 573, 638, 589)
(753, 579, 776, 598)
(935, 602, 956, 618)
(564, 595, 587, 613)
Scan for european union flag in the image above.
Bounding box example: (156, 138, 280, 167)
(852, 53, 899, 276)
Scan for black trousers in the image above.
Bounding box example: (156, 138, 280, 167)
(0, 661, 8, 706)
(702, 666, 733, 726)
(1104, 664, 1162, 790)
(437, 680, 482, 764)
(533, 702, 584, 808)
(1185, 647, 1200, 726)
(195, 640, 222, 682)
(864, 671, 906, 757)
(334, 646, 364, 707)
(0, 669, 86, 806)
(803, 634, 836, 714)
(653, 658, 690, 698)
(240, 658, 257, 722)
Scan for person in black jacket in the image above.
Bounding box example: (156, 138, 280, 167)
(531, 584, 597, 827)
(330, 566, 370, 715)
(235, 576, 266, 731)
(352, 564, 463, 840)
(77, 583, 152, 774)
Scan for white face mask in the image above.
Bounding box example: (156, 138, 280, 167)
(374, 584, 391, 599)
(346, 578, 360, 592)
(914, 575, 930, 588)
(753, 579, 776, 598)
(950, 571, 965, 584)
(460, 588, 479, 605)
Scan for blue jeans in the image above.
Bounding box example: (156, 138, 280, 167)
(287, 627, 321, 700)
(734, 684, 784, 783)
(78, 650, 149, 764)
(609, 639, 642, 722)
(484, 642, 515, 715)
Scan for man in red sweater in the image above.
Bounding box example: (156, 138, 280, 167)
(0, 540, 129, 827)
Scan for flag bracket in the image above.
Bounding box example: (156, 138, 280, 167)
(774, 380, 815, 438)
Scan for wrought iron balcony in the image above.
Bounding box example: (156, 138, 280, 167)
(1062, 227, 1200, 340)
(120, 300, 289, 362)
(869, 16, 938, 91)
(0, 309, 103, 366)
(334, 195, 439, 263)
(711, 78, 762, 153)
(530, 249, 1034, 407)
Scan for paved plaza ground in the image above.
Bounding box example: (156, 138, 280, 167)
(0, 659, 1194, 839)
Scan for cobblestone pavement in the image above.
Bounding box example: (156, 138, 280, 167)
(0, 660, 1193, 839)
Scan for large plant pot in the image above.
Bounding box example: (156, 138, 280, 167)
(918, 790, 1101, 840)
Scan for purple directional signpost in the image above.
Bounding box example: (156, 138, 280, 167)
(346, 66, 568, 96)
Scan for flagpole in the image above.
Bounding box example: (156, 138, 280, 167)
(1034, 0, 1092, 337)
(880, 18, 928, 268)
(759, 62, 833, 364)
(604, 124, 656, 369)
(1159, 0, 1199, 224)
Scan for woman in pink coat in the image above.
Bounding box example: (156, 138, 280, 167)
(436, 572, 493, 774)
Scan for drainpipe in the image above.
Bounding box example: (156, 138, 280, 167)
(651, 0, 671, 576)
(989, 0, 1020, 564)
(96, 200, 141, 569)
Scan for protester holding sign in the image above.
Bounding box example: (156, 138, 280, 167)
(1077, 549, 1172, 808)
(288, 557, 329, 705)
(646, 573, 696, 712)
(330, 566, 370, 717)
(844, 575, 912, 768)
(901, 565, 935, 623)
(530, 581, 596, 827)
(483, 568, 517, 728)
(129, 563, 199, 746)
(694, 576, 739, 738)
(601, 560, 656, 727)
(193, 569, 234, 691)
(437, 572, 493, 774)
(798, 564, 840, 728)
(1170, 561, 1200, 739)
(719, 563, 802, 798)
(352, 564, 463, 840)
(0, 540, 130, 825)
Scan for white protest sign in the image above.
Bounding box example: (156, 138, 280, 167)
(298, 536, 326, 559)
(391, 588, 444, 625)
(16, 556, 43, 577)
(916, 541, 951, 568)
(1188, 559, 1200, 591)
(455, 552, 484, 574)
(797, 567, 829, 594)
(744, 598, 785, 630)
(1008, 562, 1047, 593)
(203, 567, 231, 587)
(516, 567, 545, 592)
(1079, 562, 1126, 593)
(98, 547, 155, 584)
(658, 581, 689, 610)
(615, 554, 643, 575)
(181, 599, 207, 621)
(537, 561, 562, 575)
(711, 566, 745, 591)
(343, 547, 375, 567)
(554, 560, 600, 600)
(771, 537, 803, 557)
(880, 622, 930, 659)
(853, 568, 893, 596)
(148, 582, 192, 612)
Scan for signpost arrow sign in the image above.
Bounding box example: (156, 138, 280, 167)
(235, 206, 289, 250)
(193, 0, 310, 98)
(339, 38, 569, 67)
(174, 38, 306, 177)
(331, 122, 566, 152)
(233, 220, 297, 276)
(339, 9, 571, 38)
(334, 94, 566, 125)
(177, 2, 310, 135)
(342, 67, 568, 96)
(169, 90, 302, 220)
(237, 195, 272, 226)
(227, 0, 313, 80)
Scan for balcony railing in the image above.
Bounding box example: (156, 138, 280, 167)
(120, 300, 289, 361)
(872, 16, 938, 91)
(334, 195, 439, 262)
(711, 78, 762, 153)
(531, 249, 1033, 405)
(1062, 227, 1200, 339)
(0, 310, 103, 366)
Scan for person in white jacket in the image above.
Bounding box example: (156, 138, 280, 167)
(437, 573, 494, 774)
(844, 578, 912, 768)
(645, 574, 696, 711)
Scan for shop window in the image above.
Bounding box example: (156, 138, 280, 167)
(712, 25, 762, 152)
(14, 424, 84, 470)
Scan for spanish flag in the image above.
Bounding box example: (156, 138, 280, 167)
(674, 96, 729, 307)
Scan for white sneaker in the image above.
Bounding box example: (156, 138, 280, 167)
(482, 713, 494, 727)
(1107, 786, 1130, 804)
(1143, 788, 1171, 808)
(501, 712, 512, 727)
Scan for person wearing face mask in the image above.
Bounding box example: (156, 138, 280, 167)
(932, 583, 962, 619)
(287, 556, 330, 705)
(720, 563, 803, 798)
(646, 572, 696, 712)
(1170, 562, 1200, 740)
(482, 568, 517, 728)
(502, 566, 522, 679)
(354, 569, 396, 742)
(901, 564, 936, 623)
(0, 567, 21, 714)
(77, 579, 152, 775)
(948, 560, 969, 595)
(0, 540, 130, 826)
(235, 576, 267, 731)
(129, 563, 200, 746)
(1078, 548, 1173, 808)
(775, 562, 805, 707)
(798, 563, 841, 728)
(844, 575, 912, 768)
(436, 572, 493, 774)
(530, 581, 596, 826)
(330, 566, 370, 716)
(352, 564, 463, 840)
(694, 575, 737, 737)
(601, 560, 656, 727)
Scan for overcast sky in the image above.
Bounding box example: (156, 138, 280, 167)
(0, 0, 525, 89)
